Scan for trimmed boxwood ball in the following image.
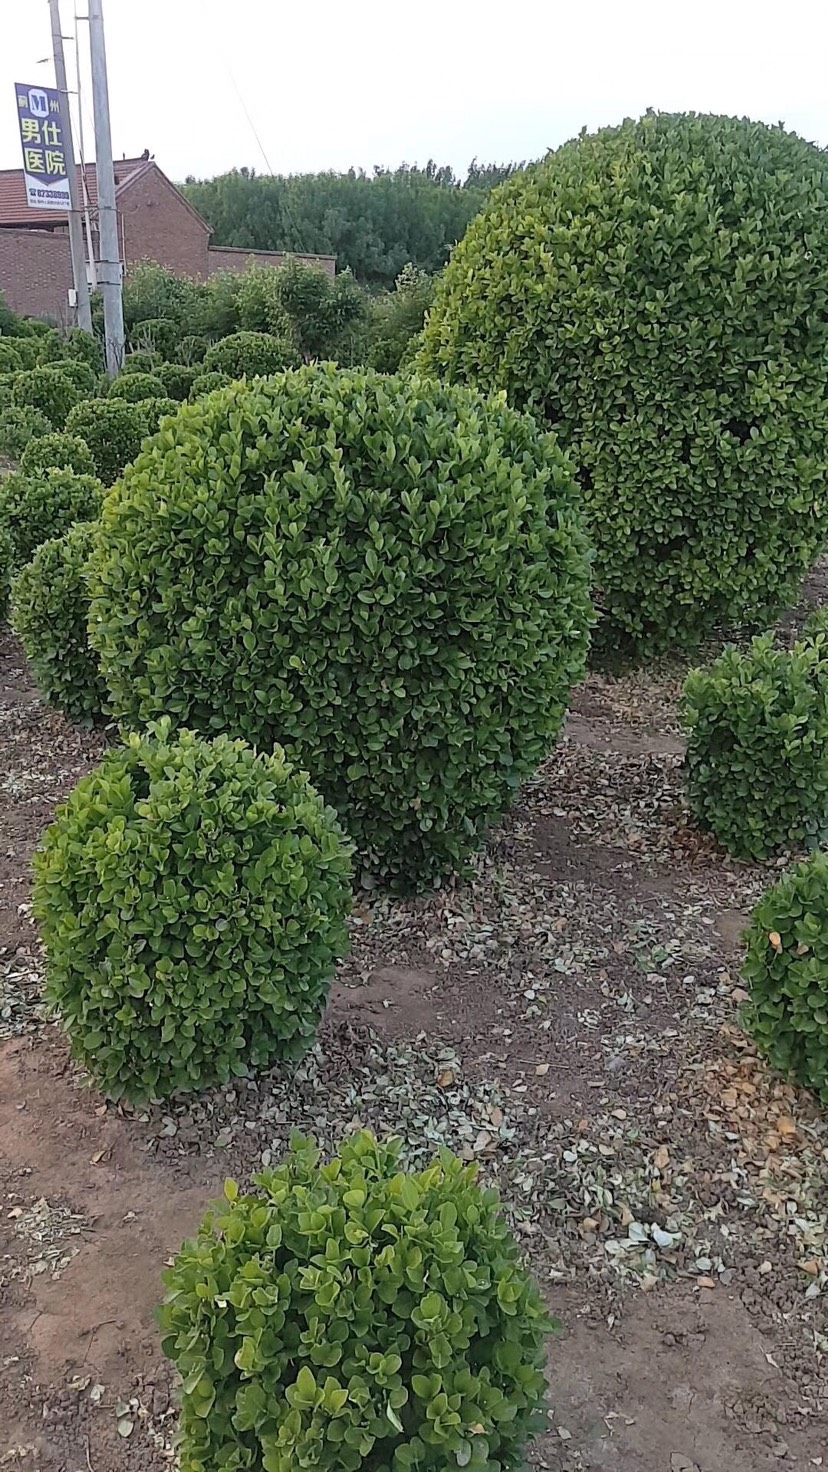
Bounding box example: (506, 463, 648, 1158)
(57, 359, 97, 396)
(88, 367, 591, 888)
(0, 339, 22, 373)
(65, 327, 103, 372)
(682, 635, 828, 860)
(11, 523, 107, 723)
(108, 370, 166, 402)
(10, 364, 80, 428)
(189, 369, 231, 400)
(0, 405, 52, 460)
(21, 431, 96, 477)
(420, 113, 828, 658)
(160, 1131, 551, 1472)
(154, 362, 198, 401)
(0, 468, 103, 568)
(33, 720, 352, 1102)
(121, 348, 161, 374)
(743, 853, 828, 1104)
(65, 397, 164, 485)
(203, 329, 300, 378)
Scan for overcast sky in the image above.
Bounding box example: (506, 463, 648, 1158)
(2, 0, 827, 182)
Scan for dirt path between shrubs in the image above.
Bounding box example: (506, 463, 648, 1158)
(0, 615, 826, 1472)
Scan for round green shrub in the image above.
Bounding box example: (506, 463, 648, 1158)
(743, 853, 828, 1104)
(32, 326, 65, 364)
(129, 316, 179, 360)
(65, 398, 154, 485)
(160, 1131, 551, 1472)
(57, 359, 97, 396)
(10, 364, 80, 429)
(8, 337, 39, 368)
(21, 432, 96, 477)
(33, 721, 352, 1101)
(0, 468, 103, 568)
(683, 634, 828, 860)
(0, 405, 52, 460)
(88, 367, 591, 888)
(177, 334, 208, 365)
(154, 363, 198, 401)
(11, 523, 106, 723)
(65, 327, 104, 373)
(109, 370, 166, 403)
(420, 113, 828, 658)
(0, 340, 22, 373)
(121, 349, 161, 374)
(189, 369, 231, 400)
(203, 330, 300, 379)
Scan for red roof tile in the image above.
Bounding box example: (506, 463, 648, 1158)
(0, 158, 152, 226)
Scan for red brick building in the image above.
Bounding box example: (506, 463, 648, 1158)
(0, 157, 335, 322)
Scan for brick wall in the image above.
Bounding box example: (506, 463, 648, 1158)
(0, 227, 74, 321)
(119, 168, 211, 278)
(207, 246, 336, 281)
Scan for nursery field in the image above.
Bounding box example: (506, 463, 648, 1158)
(1, 581, 826, 1472)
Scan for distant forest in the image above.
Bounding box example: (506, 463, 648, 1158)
(182, 161, 526, 288)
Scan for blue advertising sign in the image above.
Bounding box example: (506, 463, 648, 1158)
(14, 82, 71, 211)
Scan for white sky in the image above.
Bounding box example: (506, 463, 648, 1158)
(2, 0, 827, 182)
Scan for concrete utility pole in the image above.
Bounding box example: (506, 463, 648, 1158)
(48, 0, 92, 334)
(88, 0, 124, 376)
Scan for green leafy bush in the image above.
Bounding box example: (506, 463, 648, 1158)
(65, 397, 159, 485)
(0, 405, 52, 460)
(129, 315, 180, 360)
(57, 359, 97, 396)
(154, 363, 198, 401)
(203, 330, 299, 378)
(33, 721, 352, 1101)
(683, 635, 828, 859)
(20, 432, 96, 477)
(189, 370, 231, 400)
(177, 334, 208, 365)
(109, 370, 166, 402)
(32, 326, 65, 364)
(11, 523, 106, 722)
(0, 468, 103, 568)
(743, 853, 828, 1104)
(121, 349, 161, 375)
(420, 113, 828, 658)
(65, 327, 104, 372)
(368, 264, 435, 373)
(88, 366, 591, 888)
(0, 340, 22, 373)
(10, 365, 80, 429)
(160, 1131, 551, 1472)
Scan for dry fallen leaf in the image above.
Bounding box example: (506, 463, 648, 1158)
(776, 1115, 797, 1138)
(436, 1069, 455, 1088)
(654, 1145, 670, 1171)
(535, 1063, 550, 1076)
(768, 931, 783, 953)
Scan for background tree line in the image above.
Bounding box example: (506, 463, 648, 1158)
(182, 161, 524, 289)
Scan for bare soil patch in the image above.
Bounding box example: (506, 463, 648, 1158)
(0, 622, 826, 1472)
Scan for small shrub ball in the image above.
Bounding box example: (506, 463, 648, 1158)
(420, 113, 828, 657)
(160, 1132, 551, 1472)
(11, 523, 107, 724)
(88, 366, 591, 887)
(33, 721, 352, 1102)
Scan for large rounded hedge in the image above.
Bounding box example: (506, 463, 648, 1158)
(33, 721, 352, 1101)
(420, 113, 828, 657)
(88, 367, 591, 887)
(65, 397, 168, 485)
(10, 364, 80, 429)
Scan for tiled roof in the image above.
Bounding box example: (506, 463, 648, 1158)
(0, 157, 152, 226)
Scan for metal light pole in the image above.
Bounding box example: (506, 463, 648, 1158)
(87, 0, 124, 376)
(48, 0, 92, 333)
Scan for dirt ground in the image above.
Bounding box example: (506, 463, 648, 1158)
(1, 614, 826, 1472)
